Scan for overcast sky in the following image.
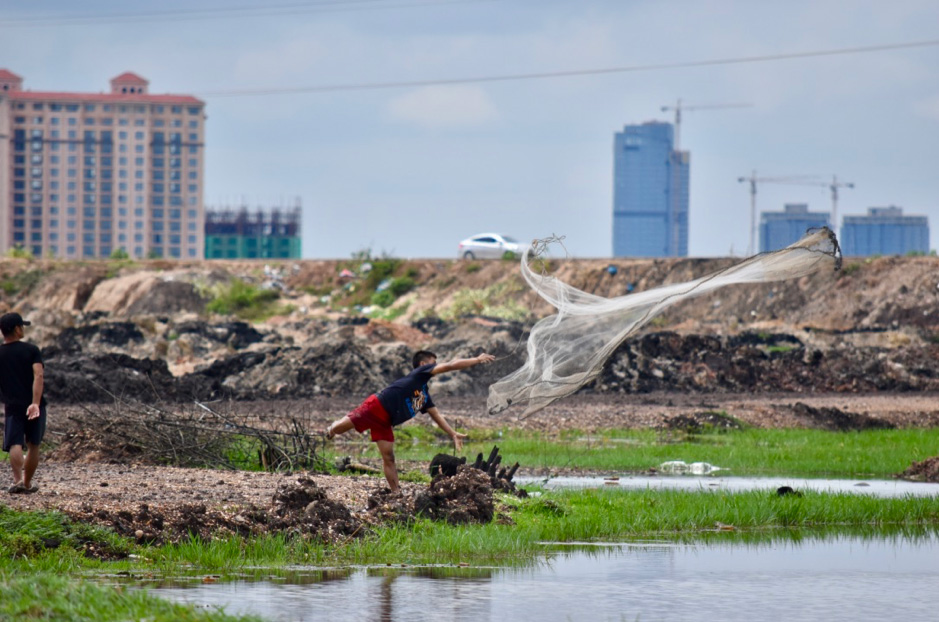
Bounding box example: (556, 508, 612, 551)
(2, 0, 937, 258)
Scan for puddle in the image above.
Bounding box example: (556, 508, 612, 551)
(514, 474, 939, 497)
(145, 533, 939, 621)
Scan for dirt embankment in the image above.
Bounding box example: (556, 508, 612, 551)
(0, 254, 936, 405)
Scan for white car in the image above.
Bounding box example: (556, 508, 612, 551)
(457, 233, 526, 260)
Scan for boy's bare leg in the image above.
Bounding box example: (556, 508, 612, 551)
(326, 416, 355, 439)
(376, 440, 399, 491)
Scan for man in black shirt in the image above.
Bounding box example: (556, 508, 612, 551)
(326, 349, 495, 491)
(0, 313, 46, 494)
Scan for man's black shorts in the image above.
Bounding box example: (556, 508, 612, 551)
(3, 404, 46, 453)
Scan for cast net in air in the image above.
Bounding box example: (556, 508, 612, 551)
(487, 228, 842, 418)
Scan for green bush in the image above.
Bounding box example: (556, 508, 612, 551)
(370, 289, 396, 308)
(0, 269, 45, 297)
(4, 246, 34, 260)
(388, 276, 415, 296)
(364, 259, 401, 290)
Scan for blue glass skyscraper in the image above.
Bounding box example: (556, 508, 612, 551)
(612, 122, 689, 257)
(842, 206, 929, 256)
(759, 203, 830, 252)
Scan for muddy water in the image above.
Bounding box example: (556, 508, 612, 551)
(515, 474, 939, 497)
(148, 534, 939, 621)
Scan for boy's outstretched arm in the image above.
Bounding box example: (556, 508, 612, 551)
(426, 406, 468, 452)
(431, 353, 495, 376)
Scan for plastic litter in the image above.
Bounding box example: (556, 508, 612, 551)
(658, 460, 723, 475)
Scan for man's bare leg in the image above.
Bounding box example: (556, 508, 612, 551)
(376, 440, 399, 492)
(23, 442, 39, 489)
(8, 444, 24, 487)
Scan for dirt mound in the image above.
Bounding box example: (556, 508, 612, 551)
(66, 478, 365, 549)
(789, 402, 896, 431)
(896, 456, 939, 482)
(413, 467, 496, 525)
(363, 466, 505, 526)
(267, 477, 363, 539)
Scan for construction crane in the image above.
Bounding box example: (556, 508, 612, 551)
(737, 171, 820, 255)
(660, 99, 753, 150)
(799, 175, 855, 240)
(659, 99, 752, 255)
(737, 172, 855, 253)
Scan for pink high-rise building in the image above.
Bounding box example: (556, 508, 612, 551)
(0, 70, 205, 259)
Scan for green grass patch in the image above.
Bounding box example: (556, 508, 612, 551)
(440, 281, 530, 321)
(386, 427, 939, 479)
(0, 268, 46, 296)
(205, 279, 290, 321)
(0, 572, 261, 621)
(512, 487, 939, 542)
(0, 506, 132, 561)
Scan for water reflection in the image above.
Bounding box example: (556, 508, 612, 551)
(144, 532, 939, 622)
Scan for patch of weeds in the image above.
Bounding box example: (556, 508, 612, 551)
(4, 246, 34, 260)
(464, 262, 481, 274)
(206, 279, 287, 321)
(524, 497, 567, 517)
(0, 268, 45, 296)
(0, 506, 132, 559)
(364, 258, 401, 291)
(766, 344, 796, 354)
(436, 275, 458, 289)
(664, 411, 748, 437)
(369, 302, 410, 321)
(649, 315, 669, 328)
(441, 281, 529, 321)
(840, 262, 861, 277)
(370, 276, 416, 308)
(302, 284, 335, 297)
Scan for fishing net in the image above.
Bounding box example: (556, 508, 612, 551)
(487, 228, 842, 417)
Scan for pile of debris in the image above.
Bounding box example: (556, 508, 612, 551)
(66, 477, 363, 549)
(896, 456, 939, 483)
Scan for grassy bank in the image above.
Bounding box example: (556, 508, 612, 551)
(5, 488, 937, 572)
(0, 573, 261, 622)
(384, 427, 939, 479)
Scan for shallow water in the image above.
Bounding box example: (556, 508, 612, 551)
(148, 534, 939, 621)
(515, 474, 939, 497)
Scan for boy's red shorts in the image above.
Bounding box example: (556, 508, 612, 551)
(347, 394, 394, 442)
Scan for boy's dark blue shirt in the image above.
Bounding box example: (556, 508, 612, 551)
(377, 363, 436, 426)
